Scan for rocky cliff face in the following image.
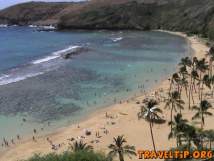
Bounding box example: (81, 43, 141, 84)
(0, 0, 214, 40)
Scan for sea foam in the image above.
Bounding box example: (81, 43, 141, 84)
(111, 37, 123, 42)
(0, 72, 44, 86)
(32, 45, 82, 64)
(0, 24, 8, 28)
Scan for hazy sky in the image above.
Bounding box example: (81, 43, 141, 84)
(0, 0, 83, 9)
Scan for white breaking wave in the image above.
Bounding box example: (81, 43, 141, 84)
(32, 45, 82, 65)
(0, 74, 9, 80)
(111, 37, 123, 42)
(0, 45, 84, 86)
(52, 45, 81, 55)
(0, 72, 44, 86)
(42, 25, 56, 30)
(29, 25, 38, 28)
(0, 24, 8, 28)
(29, 25, 55, 29)
(32, 55, 60, 64)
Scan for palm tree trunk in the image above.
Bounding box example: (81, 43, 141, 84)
(198, 84, 201, 100)
(212, 85, 214, 98)
(178, 135, 182, 147)
(201, 114, 204, 129)
(188, 76, 192, 109)
(170, 103, 173, 132)
(209, 60, 213, 77)
(176, 136, 179, 148)
(199, 72, 202, 100)
(169, 80, 173, 94)
(211, 62, 213, 77)
(179, 85, 182, 97)
(149, 121, 156, 152)
(201, 83, 204, 101)
(188, 138, 191, 151)
(119, 151, 125, 161)
(209, 60, 212, 77)
(191, 84, 195, 105)
(177, 84, 179, 94)
(201, 136, 204, 149)
(185, 86, 188, 98)
(193, 79, 197, 93)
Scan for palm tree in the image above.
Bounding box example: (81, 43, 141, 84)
(195, 58, 209, 100)
(210, 75, 214, 97)
(192, 100, 213, 129)
(70, 140, 93, 152)
(201, 74, 211, 100)
(179, 57, 195, 105)
(168, 113, 188, 147)
(186, 57, 195, 108)
(169, 73, 180, 93)
(108, 135, 136, 161)
(192, 57, 200, 93)
(203, 130, 214, 150)
(179, 57, 192, 68)
(188, 70, 199, 108)
(176, 66, 188, 98)
(165, 91, 185, 131)
(182, 124, 197, 151)
(195, 128, 207, 150)
(179, 77, 189, 98)
(138, 99, 162, 151)
(206, 46, 214, 77)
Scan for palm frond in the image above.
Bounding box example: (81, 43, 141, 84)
(108, 135, 136, 161)
(192, 112, 200, 120)
(204, 112, 213, 116)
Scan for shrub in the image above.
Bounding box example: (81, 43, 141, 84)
(22, 150, 111, 161)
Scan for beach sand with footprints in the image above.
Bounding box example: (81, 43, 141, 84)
(0, 31, 213, 161)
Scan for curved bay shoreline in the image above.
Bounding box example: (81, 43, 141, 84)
(0, 31, 213, 161)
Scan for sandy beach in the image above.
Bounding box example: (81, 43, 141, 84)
(0, 31, 213, 161)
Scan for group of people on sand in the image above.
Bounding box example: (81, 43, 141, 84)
(143, 88, 166, 103)
(1, 134, 20, 148)
(45, 112, 116, 151)
(47, 137, 65, 151)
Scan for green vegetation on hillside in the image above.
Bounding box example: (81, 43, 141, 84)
(0, 0, 214, 41)
(23, 151, 110, 161)
(58, 0, 214, 41)
(22, 137, 136, 161)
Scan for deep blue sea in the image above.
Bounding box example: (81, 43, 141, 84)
(0, 26, 189, 144)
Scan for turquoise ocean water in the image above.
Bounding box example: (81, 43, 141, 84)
(0, 26, 188, 146)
